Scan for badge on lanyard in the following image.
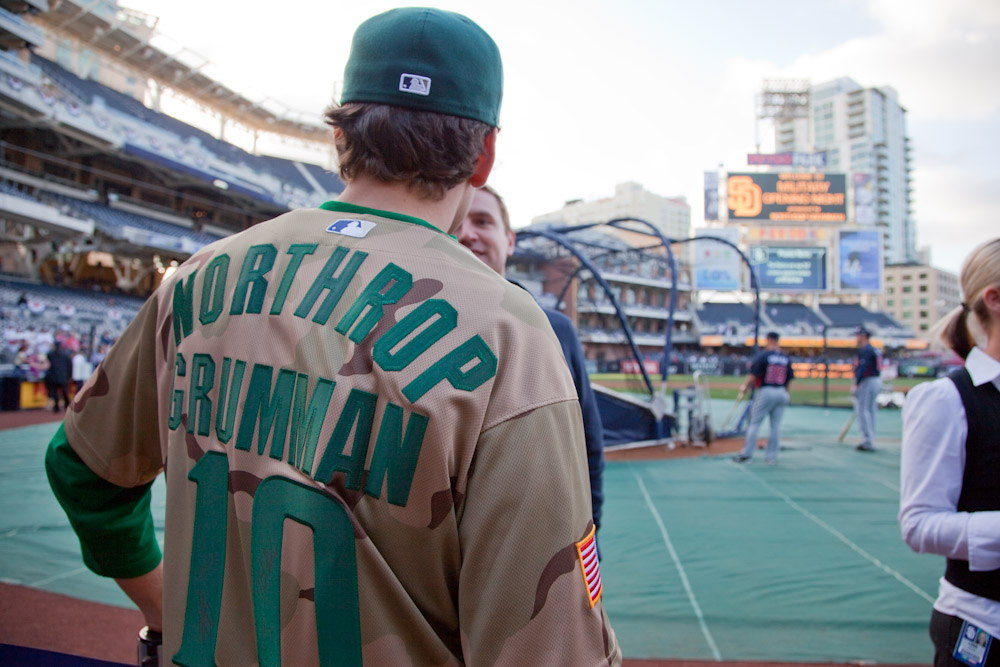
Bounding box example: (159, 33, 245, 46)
(954, 620, 992, 667)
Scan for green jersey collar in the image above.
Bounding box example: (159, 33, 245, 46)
(319, 200, 447, 235)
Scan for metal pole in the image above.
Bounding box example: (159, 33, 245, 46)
(822, 325, 829, 407)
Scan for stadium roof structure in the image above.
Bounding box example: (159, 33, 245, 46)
(31, 0, 328, 143)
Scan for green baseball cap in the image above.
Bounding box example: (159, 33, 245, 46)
(340, 7, 503, 127)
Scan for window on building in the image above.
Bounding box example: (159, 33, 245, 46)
(902, 311, 912, 319)
(920, 298, 928, 305)
(888, 286, 894, 294)
(887, 299, 894, 306)
(920, 324, 929, 331)
(919, 273, 928, 279)
(903, 286, 912, 293)
(902, 298, 912, 306)
(920, 311, 928, 318)
(919, 285, 927, 292)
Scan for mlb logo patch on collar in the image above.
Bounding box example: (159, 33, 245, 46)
(327, 218, 376, 238)
(576, 525, 602, 607)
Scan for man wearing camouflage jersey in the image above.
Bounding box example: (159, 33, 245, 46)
(45, 7, 621, 666)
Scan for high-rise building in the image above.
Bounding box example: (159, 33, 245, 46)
(879, 264, 960, 337)
(532, 182, 691, 241)
(773, 78, 916, 264)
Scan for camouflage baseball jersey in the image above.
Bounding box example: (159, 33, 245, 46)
(62, 201, 621, 666)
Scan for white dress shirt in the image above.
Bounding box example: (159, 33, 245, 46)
(900, 346, 1000, 635)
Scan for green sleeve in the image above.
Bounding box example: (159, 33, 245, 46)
(45, 423, 162, 578)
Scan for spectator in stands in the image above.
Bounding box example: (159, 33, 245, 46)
(89, 343, 107, 369)
(457, 184, 606, 539)
(71, 347, 92, 394)
(26, 345, 48, 382)
(44, 340, 72, 412)
(852, 326, 882, 452)
(45, 8, 618, 666)
(13, 341, 29, 367)
(899, 237, 1000, 665)
(733, 331, 793, 465)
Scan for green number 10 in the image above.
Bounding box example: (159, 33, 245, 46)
(173, 451, 362, 666)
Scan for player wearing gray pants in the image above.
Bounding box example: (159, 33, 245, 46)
(733, 332, 793, 465)
(855, 375, 882, 449)
(852, 326, 882, 452)
(738, 386, 791, 463)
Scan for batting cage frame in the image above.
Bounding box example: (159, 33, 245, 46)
(514, 218, 763, 447)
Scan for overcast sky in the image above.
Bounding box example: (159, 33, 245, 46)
(122, 0, 999, 275)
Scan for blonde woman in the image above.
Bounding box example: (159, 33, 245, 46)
(900, 238, 1000, 665)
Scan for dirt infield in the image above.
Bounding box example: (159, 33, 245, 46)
(605, 436, 747, 462)
(0, 583, 142, 664)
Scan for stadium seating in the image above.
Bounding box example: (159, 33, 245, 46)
(42, 192, 221, 251)
(300, 162, 346, 196)
(28, 55, 343, 209)
(696, 302, 756, 326)
(817, 303, 905, 334)
(763, 302, 828, 334)
(0, 180, 36, 201)
(0, 276, 143, 349)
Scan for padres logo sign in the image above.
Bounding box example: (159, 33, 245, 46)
(728, 175, 763, 217)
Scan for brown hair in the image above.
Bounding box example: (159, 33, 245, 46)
(324, 102, 492, 201)
(943, 237, 1000, 358)
(479, 184, 512, 233)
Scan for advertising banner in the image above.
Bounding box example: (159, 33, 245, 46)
(747, 152, 827, 168)
(693, 227, 741, 291)
(727, 172, 846, 222)
(853, 172, 877, 224)
(704, 171, 719, 221)
(749, 245, 827, 292)
(746, 226, 829, 243)
(837, 228, 882, 292)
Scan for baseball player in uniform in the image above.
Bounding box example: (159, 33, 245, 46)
(45, 8, 621, 666)
(852, 325, 882, 452)
(733, 331, 793, 464)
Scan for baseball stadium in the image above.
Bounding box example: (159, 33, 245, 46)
(0, 2, 955, 665)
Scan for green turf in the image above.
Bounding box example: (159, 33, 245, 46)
(592, 372, 932, 407)
(599, 403, 939, 663)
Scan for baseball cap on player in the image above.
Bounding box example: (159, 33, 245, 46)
(766, 331, 780, 341)
(340, 7, 503, 127)
(854, 326, 871, 336)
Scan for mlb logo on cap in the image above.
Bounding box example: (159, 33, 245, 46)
(400, 74, 431, 96)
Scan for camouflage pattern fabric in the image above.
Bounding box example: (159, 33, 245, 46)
(64, 202, 621, 666)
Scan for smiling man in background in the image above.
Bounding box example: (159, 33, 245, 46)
(458, 185, 606, 541)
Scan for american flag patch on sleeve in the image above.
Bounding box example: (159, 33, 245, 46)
(575, 525, 602, 607)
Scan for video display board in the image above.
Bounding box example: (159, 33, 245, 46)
(728, 172, 846, 222)
(749, 246, 827, 292)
